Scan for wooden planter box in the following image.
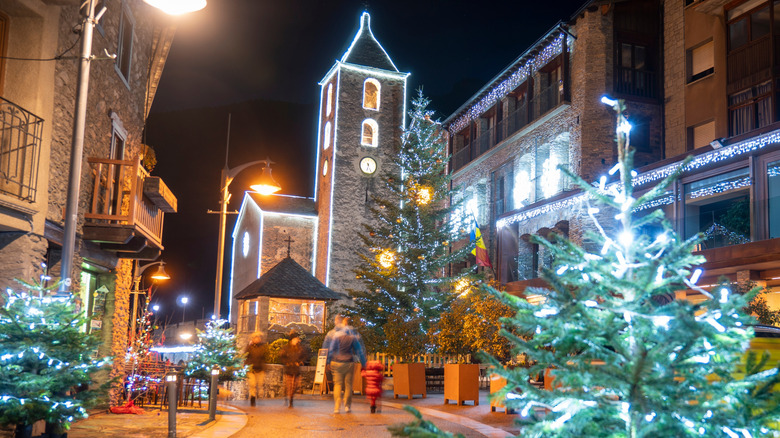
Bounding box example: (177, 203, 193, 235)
(489, 372, 512, 413)
(444, 363, 479, 406)
(393, 362, 426, 399)
(352, 362, 364, 395)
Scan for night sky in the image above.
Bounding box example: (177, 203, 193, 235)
(144, 0, 587, 324)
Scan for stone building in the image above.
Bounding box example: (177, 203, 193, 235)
(444, 0, 664, 290)
(452, 0, 780, 310)
(0, 0, 179, 404)
(230, 12, 408, 337)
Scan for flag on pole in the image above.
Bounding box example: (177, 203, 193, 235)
(470, 215, 492, 268)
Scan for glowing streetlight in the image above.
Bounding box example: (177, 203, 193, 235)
(213, 143, 282, 318)
(143, 0, 206, 15)
(179, 295, 189, 323)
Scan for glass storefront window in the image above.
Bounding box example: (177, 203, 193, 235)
(684, 167, 752, 250)
(767, 159, 780, 238)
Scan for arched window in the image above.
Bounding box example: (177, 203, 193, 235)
(363, 78, 380, 110)
(361, 119, 378, 147)
(326, 83, 333, 117)
(323, 122, 331, 149)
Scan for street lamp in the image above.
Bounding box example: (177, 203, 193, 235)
(59, 0, 206, 290)
(129, 261, 170, 347)
(213, 157, 281, 318)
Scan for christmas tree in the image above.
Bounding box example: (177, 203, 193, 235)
(184, 318, 246, 382)
(393, 99, 780, 437)
(348, 91, 472, 354)
(0, 267, 109, 434)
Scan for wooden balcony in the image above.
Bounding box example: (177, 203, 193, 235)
(82, 156, 177, 260)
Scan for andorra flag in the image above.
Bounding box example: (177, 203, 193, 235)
(470, 218, 492, 268)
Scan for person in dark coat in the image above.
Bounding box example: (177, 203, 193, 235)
(244, 333, 267, 407)
(280, 333, 307, 408)
(361, 360, 384, 413)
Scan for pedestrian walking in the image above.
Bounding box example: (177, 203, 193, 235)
(280, 333, 307, 408)
(244, 333, 267, 407)
(326, 316, 366, 414)
(361, 360, 384, 413)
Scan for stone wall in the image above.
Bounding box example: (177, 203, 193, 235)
(0, 233, 47, 290)
(663, 0, 686, 158)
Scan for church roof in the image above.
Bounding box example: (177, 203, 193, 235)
(233, 257, 344, 301)
(340, 12, 399, 72)
(247, 193, 317, 216)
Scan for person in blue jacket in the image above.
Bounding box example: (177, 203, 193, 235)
(326, 316, 366, 414)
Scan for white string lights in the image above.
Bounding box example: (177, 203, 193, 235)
(448, 33, 568, 134)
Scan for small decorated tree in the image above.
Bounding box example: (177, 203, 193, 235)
(184, 318, 246, 382)
(349, 91, 471, 352)
(0, 267, 110, 435)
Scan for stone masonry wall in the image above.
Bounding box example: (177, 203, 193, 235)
(663, 0, 686, 158)
(0, 233, 47, 290)
(260, 215, 316, 273)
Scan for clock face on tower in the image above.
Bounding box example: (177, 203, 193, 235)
(359, 156, 377, 175)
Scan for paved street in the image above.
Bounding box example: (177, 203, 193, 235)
(58, 390, 522, 438)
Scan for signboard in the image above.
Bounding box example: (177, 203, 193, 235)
(313, 348, 328, 385)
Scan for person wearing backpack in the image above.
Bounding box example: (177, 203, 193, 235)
(326, 316, 366, 414)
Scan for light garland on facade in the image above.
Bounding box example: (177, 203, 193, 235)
(686, 176, 752, 201)
(498, 128, 780, 229)
(448, 33, 567, 134)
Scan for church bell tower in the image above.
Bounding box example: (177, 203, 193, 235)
(313, 12, 409, 294)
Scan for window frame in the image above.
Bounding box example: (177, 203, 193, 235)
(363, 78, 380, 111)
(114, 1, 134, 88)
(361, 118, 378, 147)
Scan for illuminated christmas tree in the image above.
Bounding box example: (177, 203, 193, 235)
(392, 99, 780, 437)
(348, 92, 472, 354)
(0, 267, 109, 435)
(184, 318, 246, 382)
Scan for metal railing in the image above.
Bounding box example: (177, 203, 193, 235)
(614, 66, 657, 99)
(86, 156, 164, 247)
(0, 97, 42, 202)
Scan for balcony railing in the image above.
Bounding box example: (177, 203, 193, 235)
(450, 84, 562, 172)
(85, 156, 164, 248)
(0, 97, 42, 203)
(614, 67, 657, 99)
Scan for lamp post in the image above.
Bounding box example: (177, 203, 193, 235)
(213, 157, 281, 318)
(59, 0, 206, 290)
(129, 261, 170, 348)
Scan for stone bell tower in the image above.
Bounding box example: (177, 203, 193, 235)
(313, 12, 409, 294)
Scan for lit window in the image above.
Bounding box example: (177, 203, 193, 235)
(323, 122, 331, 149)
(323, 159, 328, 176)
(363, 78, 380, 110)
(684, 167, 752, 250)
(361, 119, 378, 147)
(326, 83, 333, 117)
(115, 3, 134, 86)
(242, 232, 250, 257)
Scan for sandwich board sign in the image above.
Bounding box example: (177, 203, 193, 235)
(311, 348, 329, 394)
